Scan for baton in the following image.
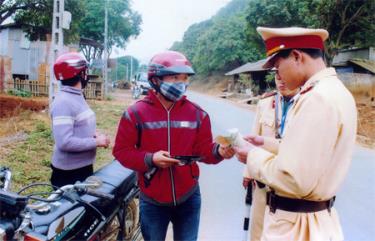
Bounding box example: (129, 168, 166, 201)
(243, 181, 253, 241)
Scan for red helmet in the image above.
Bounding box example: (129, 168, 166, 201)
(53, 52, 88, 81)
(147, 51, 195, 81)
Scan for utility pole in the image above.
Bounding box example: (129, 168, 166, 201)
(115, 58, 118, 85)
(130, 56, 133, 81)
(103, 0, 108, 98)
(49, 0, 64, 107)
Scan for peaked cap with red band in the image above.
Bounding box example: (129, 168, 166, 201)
(256, 27, 329, 68)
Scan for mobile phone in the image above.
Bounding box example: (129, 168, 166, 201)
(173, 155, 202, 165)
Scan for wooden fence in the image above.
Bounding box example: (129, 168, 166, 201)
(84, 81, 104, 100)
(8, 78, 49, 97)
(5, 79, 103, 100)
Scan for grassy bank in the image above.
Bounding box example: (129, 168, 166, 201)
(0, 99, 127, 192)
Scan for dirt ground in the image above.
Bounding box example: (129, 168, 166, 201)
(0, 95, 49, 135)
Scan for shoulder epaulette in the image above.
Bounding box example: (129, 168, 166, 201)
(261, 91, 277, 99)
(300, 80, 319, 95)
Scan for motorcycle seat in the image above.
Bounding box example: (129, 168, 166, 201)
(91, 159, 137, 197)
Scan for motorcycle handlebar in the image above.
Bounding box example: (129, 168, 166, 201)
(85, 189, 114, 200)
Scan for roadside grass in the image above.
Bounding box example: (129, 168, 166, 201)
(0, 99, 127, 193)
(89, 99, 126, 168)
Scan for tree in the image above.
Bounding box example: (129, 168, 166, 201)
(79, 0, 141, 62)
(245, 0, 375, 64)
(0, 0, 40, 25)
(4, 0, 142, 63)
(13, 0, 85, 43)
(312, 0, 375, 64)
(171, 0, 255, 76)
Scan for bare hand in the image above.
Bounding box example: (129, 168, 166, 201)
(95, 133, 110, 148)
(152, 151, 181, 168)
(218, 145, 235, 159)
(244, 134, 264, 146)
(242, 177, 251, 188)
(234, 142, 255, 164)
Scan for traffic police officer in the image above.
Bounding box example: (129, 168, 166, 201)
(242, 77, 299, 241)
(236, 27, 357, 241)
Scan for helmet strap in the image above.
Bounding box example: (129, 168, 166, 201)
(150, 77, 174, 102)
(150, 77, 162, 93)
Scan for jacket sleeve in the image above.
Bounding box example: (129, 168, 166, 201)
(243, 102, 262, 178)
(262, 137, 280, 154)
(251, 101, 262, 135)
(193, 113, 223, 164)
(112, 108, 153, 173)
(51, 102, 96, 152)
(246, 93, 339, 198)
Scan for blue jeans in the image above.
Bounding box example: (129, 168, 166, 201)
(140, 187, 201, 241)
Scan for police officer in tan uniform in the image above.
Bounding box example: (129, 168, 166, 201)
(236, 27, 357, 241)
(243, 77, 299, 241)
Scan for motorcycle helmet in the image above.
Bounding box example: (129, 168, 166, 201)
(53, 52, 89, 87)
(147, 51, 195, 90)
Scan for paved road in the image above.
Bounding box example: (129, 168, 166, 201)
(187, 91, 375, 241)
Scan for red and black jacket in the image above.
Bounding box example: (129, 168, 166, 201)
(113, 90, 223, 205)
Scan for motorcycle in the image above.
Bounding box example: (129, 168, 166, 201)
(0, 160, 141, 241)
(131, 84, 141, 100)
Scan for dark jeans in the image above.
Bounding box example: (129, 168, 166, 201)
(50, 164, 93, 188)
(140, 187, 201, 241)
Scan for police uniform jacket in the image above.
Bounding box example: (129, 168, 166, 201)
(245, 68, 357, 241)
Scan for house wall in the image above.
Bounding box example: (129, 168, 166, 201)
(332, 47, 375, 66)
(0, 28, 76, 82)
(338, 73, 375, 103)
(0, 29, 9, 55)
(370, 47, 375, 61)
(6, 29, 49, 80)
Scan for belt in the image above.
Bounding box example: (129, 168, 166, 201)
(266, 191, 336, 213)
(255, 180, 266, 189)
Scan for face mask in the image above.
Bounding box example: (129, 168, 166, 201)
(159, 81, 188, 102)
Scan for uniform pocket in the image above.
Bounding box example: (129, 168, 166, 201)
(260, 116, 275, 128)
(260, 115, 276, 137)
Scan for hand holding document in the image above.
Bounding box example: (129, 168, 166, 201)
(215, 128, 255, 164)
(215, 128, 248, 148)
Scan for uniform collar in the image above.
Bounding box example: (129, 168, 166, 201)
(278, 92, 300, 105)
(300, 67, 336, 94)
(60, 86, 83, 95)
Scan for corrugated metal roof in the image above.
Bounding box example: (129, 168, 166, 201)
(348, 58, 375, 74)
(225, 59, 267, 75)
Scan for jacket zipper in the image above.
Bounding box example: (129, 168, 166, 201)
(166, 107, 177, 206)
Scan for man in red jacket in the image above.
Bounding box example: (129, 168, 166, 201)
(113, 50, 234, 241)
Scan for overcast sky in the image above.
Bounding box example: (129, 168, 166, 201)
(116, 0, 232, 64)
